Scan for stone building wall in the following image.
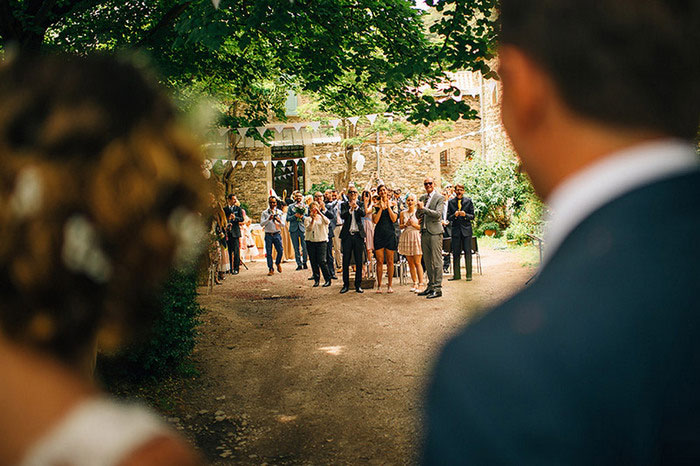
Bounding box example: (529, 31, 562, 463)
(217, 72, 512, 213)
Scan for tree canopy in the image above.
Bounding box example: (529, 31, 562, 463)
(0, 0, 498, 127)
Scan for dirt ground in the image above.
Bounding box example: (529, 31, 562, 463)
(168, 246, 536, 465)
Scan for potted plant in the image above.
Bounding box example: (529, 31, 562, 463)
(480, 221, 500, 237)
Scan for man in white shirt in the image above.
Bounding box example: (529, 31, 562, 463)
(260, 196, 286, 276)
(424, 0, 700, 463)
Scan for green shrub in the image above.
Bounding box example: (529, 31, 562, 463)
(454, 151, 542, 233)
(98, 267, 202, 383)
(307, 181, 334, 195)
(505, 192, 546, 244)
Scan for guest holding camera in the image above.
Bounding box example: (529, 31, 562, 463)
(304, 201, 332, 287)
(261, 196, 285, 276)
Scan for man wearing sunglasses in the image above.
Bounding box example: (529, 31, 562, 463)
(417, 177, 445, 299)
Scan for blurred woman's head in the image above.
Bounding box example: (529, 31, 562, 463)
(0, 54, 207, 365)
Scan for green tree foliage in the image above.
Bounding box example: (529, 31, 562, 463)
(98, 267, 203, 382)
(453, 151, 542, 236)
(0, 0, 499, 130)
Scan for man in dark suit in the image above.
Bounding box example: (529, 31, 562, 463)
(286, 191, 308, 270)
(322, 190, 338, 279)
(223, 194, 244, 274)
(446, 184, 474, 281)
(423, 0, 700, 463)
(338, 186, 366, 294)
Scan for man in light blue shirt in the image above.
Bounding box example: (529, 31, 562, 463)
(260, 196, 285, 276)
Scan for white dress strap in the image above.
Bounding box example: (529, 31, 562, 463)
(20, 397, 172, 466)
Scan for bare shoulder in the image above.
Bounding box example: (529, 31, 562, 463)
(118, 435, 202, 466)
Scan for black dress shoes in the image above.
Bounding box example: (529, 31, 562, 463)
(340, 286, 349, 294)
(355, 288, 364, 294)
(313, 281, 320, 287)
(233, 270, 239, 275)
(322, 280, 332, 287)
(448, 276, 461, 281)
(296, 265, 303, 270)
(303, 264, 308, 269)
(308, 276, 316, 281)
(417, 289, 432, 296)
(426, 290, 442, 299)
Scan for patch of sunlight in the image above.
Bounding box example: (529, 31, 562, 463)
(318, 345, 344, 355)
(277, 415, 297, 423)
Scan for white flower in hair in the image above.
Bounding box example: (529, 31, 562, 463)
(10, 166, 43, 219)
(168, 207, 205, 267)
(62, 215, 113, 283)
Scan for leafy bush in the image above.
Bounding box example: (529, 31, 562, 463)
(98, 267, 202, 383)
(505, 192, 546, 244)
(453, 151, 541, 235)
(307, 181, 334, 195)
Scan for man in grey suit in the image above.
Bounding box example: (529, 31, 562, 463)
(417, 177, 445, 299)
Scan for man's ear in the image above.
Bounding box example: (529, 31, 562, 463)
(499, 45, 552, 138)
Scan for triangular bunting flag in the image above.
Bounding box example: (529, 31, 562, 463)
(292, 122, 304, 132)
(309, 121, 321, 131)
(314, 155, 321, 160)
(240, 161, 248, 168)
(256, 127, 267, 137)
(251, 161, 258, 167)
(366, 114, 377, 125)
(329, 119, 341, 129)
(211, 0, 220, 9)
(237, 127, 249, 138)
(274, 124, 285, 134)
(218, 127, 229, 136)
(293, 158, 301, 164)
(348, 116, 360, 127)
(301, 157, 307, 163)
(326, 154, 332, 160)
(263, 161, 269, 167)
(230, 160, 237, 168)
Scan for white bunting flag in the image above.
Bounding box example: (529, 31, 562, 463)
(237, 127, 249, 139)
(240, 161, 248, 168)
(366, 114, 377, 125)
(218, 127, 229, 136)
(263, 161, 269, 167)
(256, 127, 267, 137)
(293, 158, 301, 164)
(326, 154, 332, 160)
(329, 119, 341, 129)
(301, 157, 307, 163)
(230, 161, 238, 168)
(439, 142, 444, 147)
(375, 146, 381, 154)
(309, 121, 321, 131)
(211, 0, 220, 9)
(251, 161, 258, 167)
(314, 155, 321, 160)
(274, 124, 285, 134)
(292, 122, 304, 132)
(348, 116, 360, 127)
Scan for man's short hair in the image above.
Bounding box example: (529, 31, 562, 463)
(454, 184, 464, 190)
(227, 193, 235, 200)
(500, 0, 700, 139)
(268, 196, 277, 202)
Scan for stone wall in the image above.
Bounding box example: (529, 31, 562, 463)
(215, 72, 513, 214)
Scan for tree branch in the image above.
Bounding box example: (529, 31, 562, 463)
(137, 1, 192, 47)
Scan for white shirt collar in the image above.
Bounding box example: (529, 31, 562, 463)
(544, 139, 699, 264)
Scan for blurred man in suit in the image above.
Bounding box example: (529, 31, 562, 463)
(423, 0, 700, 463)
(224, 194, 244, 274)
(417, 177, 445, 299)
(446, 184, 474, 281)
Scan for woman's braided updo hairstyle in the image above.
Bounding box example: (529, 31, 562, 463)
(0, 54, 207, 364)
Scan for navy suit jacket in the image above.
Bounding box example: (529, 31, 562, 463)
(424, 170, 700, 464)
(286, 203, 307, 233)
(339, 201, 366, 239)
(446, 196, 474, 237)
(223, 204, 243, 238)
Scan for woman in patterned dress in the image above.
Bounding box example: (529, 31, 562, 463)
(361, 190, 375, 277)
(398, 194, 425, 292)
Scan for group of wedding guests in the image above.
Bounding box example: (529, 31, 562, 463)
(208, 193, 259, 284)
(257, 177, 475, 299)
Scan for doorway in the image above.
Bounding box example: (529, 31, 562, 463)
(272, 145, 305, 199)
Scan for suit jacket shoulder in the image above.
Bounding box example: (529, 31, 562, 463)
(424, 170, 700, 464)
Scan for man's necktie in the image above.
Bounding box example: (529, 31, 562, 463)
(458, 199, 462, 210)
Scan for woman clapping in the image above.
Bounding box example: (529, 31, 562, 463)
(304, 201, 332, 287)
(372, 185, 398, 293)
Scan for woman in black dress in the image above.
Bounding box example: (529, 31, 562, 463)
(372, 184, 399, 293)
